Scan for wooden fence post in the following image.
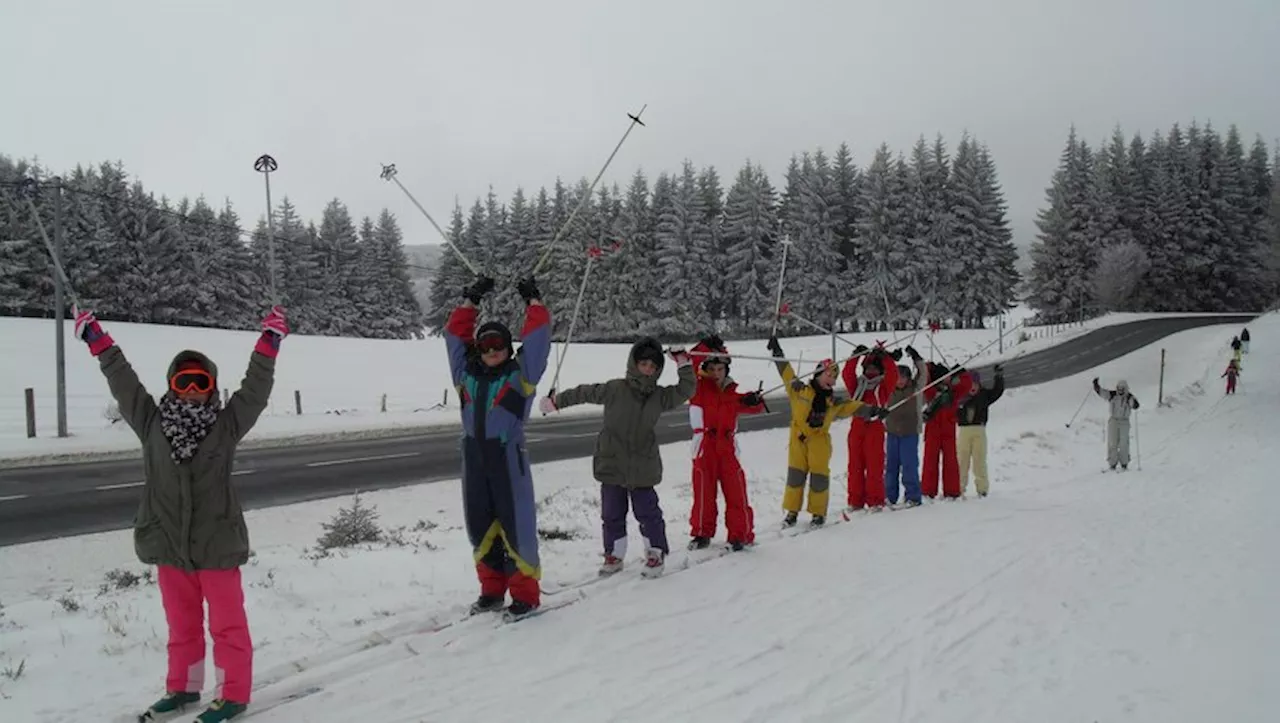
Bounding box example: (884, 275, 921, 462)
(294, 390, 302, 415)
(25, 388, 36, 438)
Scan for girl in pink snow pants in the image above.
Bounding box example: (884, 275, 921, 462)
(76, 306, 286, 723)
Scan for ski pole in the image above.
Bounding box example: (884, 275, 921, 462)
(1065, 388, 1092, 428)
(769, 236, 791, 336)
(545, 242, 621, 403)
(253, 154, 281, 304)
(531, 105, 647, 277)
(885, 317, 1031, 414)
(16, 178, 81, 310)
(379, 163, 482, 276)
(1133, 410, 1141, 470)
(784, 305, 869, 351)
(687, 350, 825, 365)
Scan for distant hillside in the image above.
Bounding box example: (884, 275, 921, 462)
(404, 244, 443, 315)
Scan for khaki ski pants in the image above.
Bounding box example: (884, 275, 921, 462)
(956, 425, 989, 496)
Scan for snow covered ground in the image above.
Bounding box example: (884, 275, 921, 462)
(0, 315, 1272, 722)
(0, 305, 1220, 463)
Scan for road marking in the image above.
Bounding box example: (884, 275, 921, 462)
(0, 494, 29, 502)
(95, 481, 144, 491)
(232, 469, 257, 476)
(306, 452, 421, 468)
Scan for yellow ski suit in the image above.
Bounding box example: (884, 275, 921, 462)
(775, 360, 867, 517)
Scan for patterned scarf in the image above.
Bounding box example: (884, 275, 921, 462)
(852, 373, 883, 403)
(158, 395, 221, 463)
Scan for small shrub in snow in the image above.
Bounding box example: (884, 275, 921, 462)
(1, 659, 25, 681)
(316, 494, 383, 550)
(57, 593, 81, 613)
(538, 527, 581, 541)
(412, 518, 437, 532)
(103, 569, 142, 591)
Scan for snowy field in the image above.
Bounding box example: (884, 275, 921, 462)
(0, 305, 1228, 463)
(0, 314, 1272, 722)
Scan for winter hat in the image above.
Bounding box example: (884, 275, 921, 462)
(476, 321, 513, 353)
(1116, 379, 1129, 392)
(633, 340, 664, 366)
(814, 358, 839, 376)
(862, 354, 883, 375)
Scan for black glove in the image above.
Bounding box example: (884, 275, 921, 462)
(515, 277, 540, 304)
(462, 276, 495, 305)
(994, 364, 1005, 377)
(890, 349, 903, 361)
(1092, 376, 1100, 388)
(741, 392, 762, 407)
(767, 336, 784, 357)
(905, 345, 922, 361)
(853, 344, 869, 355)
(866, 405, 890, 420)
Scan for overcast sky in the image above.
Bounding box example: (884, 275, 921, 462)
(4, 0, 1276, 254)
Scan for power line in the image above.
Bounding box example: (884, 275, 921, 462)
(0, 179, 439, 273)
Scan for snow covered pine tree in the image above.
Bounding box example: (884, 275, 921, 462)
(445, 275, 552, 622)
(687, 335, 767, 551)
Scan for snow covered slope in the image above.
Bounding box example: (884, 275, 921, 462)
(0, 317, 1271, 721)
(2, 303, 1094, 461)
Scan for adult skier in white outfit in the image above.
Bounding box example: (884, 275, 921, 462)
(1093, 377, 1140, 470)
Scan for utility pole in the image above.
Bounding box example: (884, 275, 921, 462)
(53, 177, 67, 438)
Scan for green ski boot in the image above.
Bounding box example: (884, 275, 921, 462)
(194, 699, 249, 722)
(138, 691, 200, 721)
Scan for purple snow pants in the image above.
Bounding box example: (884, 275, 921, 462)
(600, 483, 669, 557)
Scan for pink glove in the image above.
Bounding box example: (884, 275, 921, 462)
(254, 306, 288, 358)
(538, 396, 558, 415)
(669, 348, 692, 368)
(73, 307, 114, 357)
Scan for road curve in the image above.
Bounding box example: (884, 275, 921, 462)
(0, 314, 1254, 547)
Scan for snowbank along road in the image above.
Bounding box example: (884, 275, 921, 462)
(0, 313, 1253, 546)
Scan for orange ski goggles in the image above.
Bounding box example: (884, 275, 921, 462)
(170, 369, 214, 394)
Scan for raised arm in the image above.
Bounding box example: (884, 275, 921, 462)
(552, 382, 615, 409)
(986, 366, 1005, 404)
(1092, 377, 1115, 400)
(445, 277, 496, 386)
(512, 278, 551, 394)
(658, 349, 697, 410)
(225, 307, 285, 441)
(75, 308, 157, 439)
(833, 397, 868, 420)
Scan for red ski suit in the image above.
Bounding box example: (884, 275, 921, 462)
(921, 369, 973, 499)
(688, 375, 766, 544)
(842, 354, 898, 508)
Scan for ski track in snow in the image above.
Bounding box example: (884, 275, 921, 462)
(1, 317, 1277, 722)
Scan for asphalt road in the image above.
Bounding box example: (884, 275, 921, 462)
(0, 314, 1254, 547)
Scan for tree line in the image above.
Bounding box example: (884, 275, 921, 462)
(427, 133, 1021, 341)
(0, 155, 424, 339)
(1027, 122, 1279, 321)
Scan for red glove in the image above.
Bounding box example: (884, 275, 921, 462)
(669, 347, 692, 368)
(254, 306, 288, 358)
(73, 307, 114, 357)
